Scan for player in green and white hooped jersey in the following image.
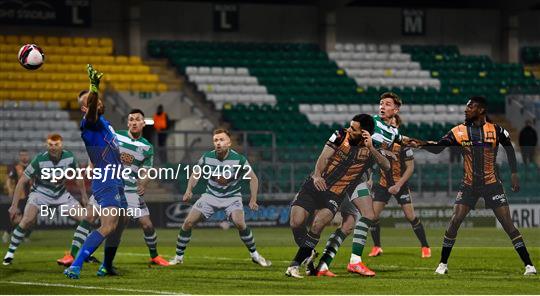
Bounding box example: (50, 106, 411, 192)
(57, 109, 170, 268)
(3, 134, 89, 265)
(169, 128, 271, 267)
(345, 92, 409, 276)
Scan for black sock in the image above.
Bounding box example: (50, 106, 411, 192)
(291, 231, 320, 267)
(291, 247, 313, 267)
(440, 232, 456, 264)
(292, 227, 307, 247)
(509, 230, 533, 266)
(410, 217, 429, 247)
(303, 231, 320, 249)
(103, 246, 118, 270)
(102, 219, 125, 270)
(370, 219, 381, 247)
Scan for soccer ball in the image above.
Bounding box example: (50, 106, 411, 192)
(17, 44, 45, 70)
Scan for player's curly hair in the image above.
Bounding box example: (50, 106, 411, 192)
(352, 114, 375, 135)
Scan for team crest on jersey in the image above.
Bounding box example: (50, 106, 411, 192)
(137, 146, 144, 154)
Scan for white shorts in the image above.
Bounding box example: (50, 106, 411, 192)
(125, 192, 150, 219)
(192, 193, 243, 219)
(27, 191, 80, 210)
(89, 192, 149, 219)
(349, 182, 371, 201)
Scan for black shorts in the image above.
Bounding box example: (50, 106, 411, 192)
(292, 179, 344, 216)
(372, 184, 412, 205)
(456, 182, 508, 210)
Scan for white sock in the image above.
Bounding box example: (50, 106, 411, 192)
(250, 250, 260, 259)
(350, 254, 362, 264)
(319, 262, 328, 271)
(4, 252, 14, 259)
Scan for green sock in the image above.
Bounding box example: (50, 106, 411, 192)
(176, 228, 192, 257)
(352, 217, 373, 257)
(318, 228, 347, 270)
(70, 220, 92, 257)
(7, 225, 27, 255)
(144, 229, 159, 258)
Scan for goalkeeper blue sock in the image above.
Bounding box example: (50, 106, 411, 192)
(72, 230, 105, 269)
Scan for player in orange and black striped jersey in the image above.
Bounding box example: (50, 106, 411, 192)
(285, 114, 391, 278)
(418, 96, 536, 275)
(369, 115, 431, 259)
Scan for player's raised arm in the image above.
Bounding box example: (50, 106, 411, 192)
(498, 125, 520, 192)
(84, 64, 104, 124)
(363, 130, 391, 171)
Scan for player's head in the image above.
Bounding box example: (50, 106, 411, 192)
(465, 96, 487, 122)
(349, 114, 375, 144)
(379, 92, 402, 120)
(128, 109, 145, 135)
(213, 128, 231, 153)
(46, 134, 63, 159)
(78, 90, 104, 115)
(18, 149, 30, 165)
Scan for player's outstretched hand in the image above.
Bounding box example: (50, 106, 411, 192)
(183, 191, 193, 202)
(87, 64, 103, 92)
(511, 173, 520, 192)
(403, 137, 423, 148)
(312, 175, 327, 191)
(249, 199, 259, 211)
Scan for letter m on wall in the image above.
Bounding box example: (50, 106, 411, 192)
(402, 9, 425, 35)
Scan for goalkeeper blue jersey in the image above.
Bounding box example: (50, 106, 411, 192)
(80, 114, 124, 195)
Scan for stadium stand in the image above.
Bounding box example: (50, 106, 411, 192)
(148, 40, 540, 195)
(0, 100, 86, 164)
(0, 35, 168, 109)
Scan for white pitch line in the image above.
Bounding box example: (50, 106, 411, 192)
(0, 280, 185, 295)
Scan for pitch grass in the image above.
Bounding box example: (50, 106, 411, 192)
(0, 227, 538, 294)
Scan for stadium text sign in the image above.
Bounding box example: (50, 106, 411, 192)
(0, 0, 91, 26)
(213, 4, 238, 32)
(497, 204, 540, 229)
(402, 9, 425, 35)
